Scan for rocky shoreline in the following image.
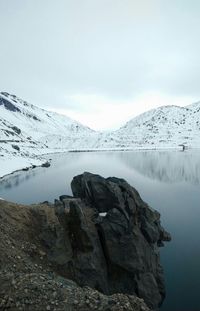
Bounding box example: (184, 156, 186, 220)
(0, 172, 171, 310)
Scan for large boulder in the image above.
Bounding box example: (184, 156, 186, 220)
(55, 172, 171, 310)
(0, 199, 150, 311)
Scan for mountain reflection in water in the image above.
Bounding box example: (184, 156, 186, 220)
(1, 150, 200, 194)
(0, 150, 200, 311)
(117, 150, 200, 184)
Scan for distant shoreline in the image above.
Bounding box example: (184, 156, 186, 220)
(1, 146, 199, 180)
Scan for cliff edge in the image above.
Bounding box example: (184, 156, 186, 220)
(0, 172, 171, 310)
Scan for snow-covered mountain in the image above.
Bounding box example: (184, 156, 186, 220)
(1, 91, 200, 177)
(0, 92, 96, 149)
(94, 104, 200, 149)
(0, 92, 97, 177)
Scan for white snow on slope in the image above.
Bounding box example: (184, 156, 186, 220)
(93, 104, 200, 149)
(0, 92, 95, 142)
(1, 91, 200, 177)
(0, 92, 96, 177)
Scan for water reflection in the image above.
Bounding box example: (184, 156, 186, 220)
(1, 167, 41, 190)
(117, 150, 200, 184)
(1, 150, 200, 196)
(0, 150, 200, 311)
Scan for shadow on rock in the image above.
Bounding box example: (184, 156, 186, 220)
(52, 172, 171, 310)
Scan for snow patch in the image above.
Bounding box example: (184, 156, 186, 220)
(99, 212, 107, 217)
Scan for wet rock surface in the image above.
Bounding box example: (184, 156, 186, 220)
(0, 172, 171, 310)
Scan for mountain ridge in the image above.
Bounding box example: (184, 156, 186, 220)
(1, 91, 200, 177)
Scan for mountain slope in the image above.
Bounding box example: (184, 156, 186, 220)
(0, 92, 98, 177)
(1, 92, 200, 152)
(94, 104, 200, 149)
(1, 91, 200, 177)
(0, 92, 96, 149)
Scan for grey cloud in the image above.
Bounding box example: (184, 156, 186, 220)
(0, 0, 200, 113)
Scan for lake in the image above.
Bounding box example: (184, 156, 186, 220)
(1, 150, 200, 311)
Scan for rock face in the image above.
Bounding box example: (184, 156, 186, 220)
(0, 95, 21, 112)
(0, 173, 170, 310)
(0, 200, 150, 311)
(54, 172, 171, 310)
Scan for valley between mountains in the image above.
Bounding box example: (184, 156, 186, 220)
(1, 91, 200, 178)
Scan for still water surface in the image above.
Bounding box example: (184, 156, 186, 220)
(1, 150, 200, 311)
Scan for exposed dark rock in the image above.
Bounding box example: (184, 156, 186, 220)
(0, 172, 170, 310)
(0, 200, 150, 311)
(26, 113, 41, 121)
(0, 96, 21, 112)
(22, 167, 29, 171)
(41, 161, 51, 168)
(11, 144, 20, 151)
(1, 91, 9, 97)
(4, 129, 15, 136)
(52, 172, 171, 310)
(11, 126, 21, 135)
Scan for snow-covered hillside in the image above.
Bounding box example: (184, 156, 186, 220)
(94, 104, 200, 149)
(1, 91, 200, 177)
(0, 92, 97, 177)
(0, 92, 96, 147)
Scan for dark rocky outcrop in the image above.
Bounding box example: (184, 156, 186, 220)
(11, 144, 20, 151)
(0, 172, 170, 310)
(0, 200, 150, 311)
(41, 161, 51, 168)
(11, 126, 21, 135)
(0, 96, 21, 112)
(53, 172, 171, 310)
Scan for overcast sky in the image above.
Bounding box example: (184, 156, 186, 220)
(0, 0, 200, 130)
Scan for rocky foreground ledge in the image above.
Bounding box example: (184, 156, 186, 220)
(0, 172, 171, 311)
